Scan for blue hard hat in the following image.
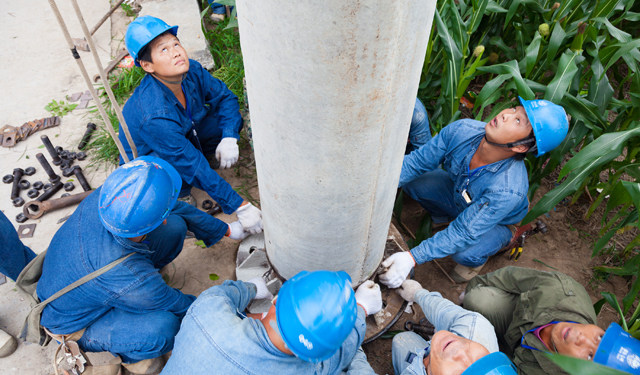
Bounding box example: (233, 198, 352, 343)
(594, 322, 640, 374)
(276, 270, 358, 363)
(462, 352, 518, 375)
(125, 15, 178, 67)
(98, 156, 182, 237)
(519, 97, 569, 157)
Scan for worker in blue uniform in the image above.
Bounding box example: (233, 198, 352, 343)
(380, 98, 569, 284)
(37, 156, 248, 375)
(0, 211, 37, 358)
(161, 271, 383, 375)
(120, 16, 262, 236)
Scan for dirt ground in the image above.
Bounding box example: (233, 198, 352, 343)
(164, 136, 628, 375)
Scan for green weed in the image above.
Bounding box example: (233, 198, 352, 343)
(45, 99, 77, 117)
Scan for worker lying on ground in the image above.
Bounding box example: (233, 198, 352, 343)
(37, 156, 248, 375)
(380, 97, 569, 284)
(0, 211, 37, 358)
(348, 278, 518, 375)
(161, 271, 383, 375)
(119, 16, 262, 237)
(462, 266, 637, 374)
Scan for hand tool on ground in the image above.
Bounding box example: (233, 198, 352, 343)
(28, 181, 64, 212)
(405, 318, 435, 341)
(507, 220, 548, 261)
(36, 153, 61, 183)
(11, 168, 24, 199)
(41, 135, 62, 165)
(206, 202, 223, 216)
(24, 190, 93, 219)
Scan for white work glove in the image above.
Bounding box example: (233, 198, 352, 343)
(355, 280, 383, 316)
(215, 137, 239, 169)
(236, 203, 263, 234)
(226, 221, 248, 240)
(395, 280, 423, 303)
(378, 252, 415, 289)
(247, 277, 273, 300)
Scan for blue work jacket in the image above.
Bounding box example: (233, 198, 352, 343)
(399, 119, 529, 265)
(161, 280, 368, 375)
(37, 188, 228, 334)
(119, 59, 243, 214)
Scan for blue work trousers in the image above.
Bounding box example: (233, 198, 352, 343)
(403, 169, 512, 267)
(77, 215, 187, 363)
(0, 211, 36, 280)
(406, 98, 432, 154)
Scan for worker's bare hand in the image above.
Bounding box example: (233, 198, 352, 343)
(378, 252, 415, 289)
(395, 280, 423, 303)
(247, 277, 273, 300)
(216, 137, 239, 169)
(355, 280, 382, 316)
(236, 202, 263, 234)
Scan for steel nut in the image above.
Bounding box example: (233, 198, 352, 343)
(27, 189, 39, 199)
(60, 150, 69, 159)
(202, 200, 214, 210)
(12, 197, 25, 207)
(33, 181, 44, 190)
(76, 151, 87, 161)
(55, 146, 63, 154)
(61, 193, 70, 198)
(62, 168, 75, 177)
(69, 152, 77, 160)
(15, 213, 28, 223)
(2, 174, 13, 184)
(63, 182, 75, 192)
(24, 167, 36, 176)
(18, 180, 30, 190)
(43, 183, 52, 191)
(60, 159, 73, 169)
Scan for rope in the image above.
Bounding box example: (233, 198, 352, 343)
(45, 0, 132, 163)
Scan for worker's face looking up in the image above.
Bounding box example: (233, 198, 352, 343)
(425, 330, 489, 375)
(484, 106, 533, 153)
(550, 323, 605, 361)
(140, 33, 190, 79)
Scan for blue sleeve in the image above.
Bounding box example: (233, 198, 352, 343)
(398, 128, 450, 187)
(196, 62, 243, 140)
(109, 259, 196, 319)
(138, 115, 243, 214)
(0, 211, 36, 280)
(327, 306, 368, 373)
(414, 290, 499, 353)
(170, 201, 228, 247)
(344, 347, 377, 375)
(409, 189, 521, 264)
(200, 280, 257, 312)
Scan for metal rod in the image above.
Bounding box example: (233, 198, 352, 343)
(36, 153, 61, 183)
(89, 0, 125, 35)
(40, 135, 62, 165)
(45, 0, 131, 163)
(68, 0, 138, 159)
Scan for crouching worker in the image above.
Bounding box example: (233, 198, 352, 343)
(120, 16, 262, 236)
(463, 266, 640, 374)
(0, 211, 37, 358)
(37, 156, 249, 375)
(381, 279, 517, 375)
(161, 271, 384, 374)
(380, 98, 569, 285)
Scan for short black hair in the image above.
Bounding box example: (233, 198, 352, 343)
(137, 31, 179, 65)
(514, 130, 536, 160)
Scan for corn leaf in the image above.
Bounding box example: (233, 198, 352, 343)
(554, 0, 588, 22)
(544, 51, 579, 103)
(490, 36, 517, 60)
(590, 0, 623, 20)
(602, 292, 629, 330)
(525, 32, 543, 78)
(587, 57, 614, 114)
(214, 0, 235, 5)
(623, 181, 640, 206)
(623, 265, 640, 314)
(605, 181, 633, 214)
(602, 38, 640, 78)
(486, 1, 508, 12)
(467, 0, 489, 34)
(478, 60, 535, 99)
(434, 9, 463, 119)
(561, 93, 608, 129)
(475, 74, 511, 107)
(592, 17, 632, 42)
(448, 0, 467, 52)
(547, 353, 630, 375)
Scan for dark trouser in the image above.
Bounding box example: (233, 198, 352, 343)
(77, 214, 188, 363)
(0, 211, 37, 280)
(463, 284, 518, 352)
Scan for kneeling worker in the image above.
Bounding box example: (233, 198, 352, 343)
(37, 156, 248, 375)
(161, 271, 383, 374)
(380, 98, 569, 284)
(121, 16, 262, 236)
(463, 266, 640, 375)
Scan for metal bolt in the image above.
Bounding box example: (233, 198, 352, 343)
(36, 153, 61, 183)
(11, 168, 24, 199)
(78, 123, 97, 149)
(40, 135, 62, 165)
(72, 166, 91, 192)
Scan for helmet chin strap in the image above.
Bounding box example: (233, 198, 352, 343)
(152, 73, 185, 85)
(484, 135, 536, 149)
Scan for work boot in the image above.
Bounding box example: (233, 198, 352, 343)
(210, 13, 225, 23)
(178, 194, 197, 207)
(0, 329, 18, 358)
(449, 263, 485, 284)
(122, 357, 165, 375)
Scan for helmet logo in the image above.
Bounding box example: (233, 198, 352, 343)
(298, 334, 313, 350)
(627, 353, 640, 369)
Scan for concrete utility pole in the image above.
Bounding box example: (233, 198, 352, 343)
(237, 0, 436, 285)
